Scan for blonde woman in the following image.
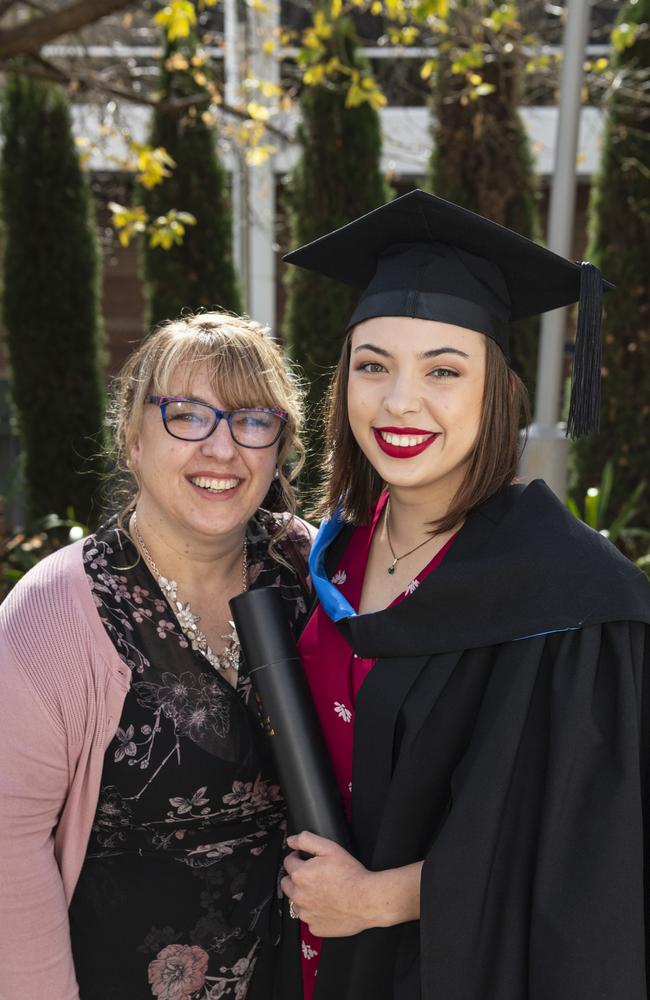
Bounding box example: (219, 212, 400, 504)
(0, 313, 314, 1000)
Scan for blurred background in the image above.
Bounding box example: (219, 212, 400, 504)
(0, 0, 648, 592)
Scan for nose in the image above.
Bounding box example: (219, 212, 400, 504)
(383, 372, 421, 417)
(200, 416, 238, 459)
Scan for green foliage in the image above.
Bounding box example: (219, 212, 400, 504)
(571, 0, 650, 529)
(141, 34, 240, 327)
(283, 15, 391, 504)
(0, 74, 105, 526)
(567, 460, 650, 557)
(427, 0, 540, 400)
(1, 510, 88, 601)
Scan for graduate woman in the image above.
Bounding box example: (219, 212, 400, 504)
(279, 191, 650, 1000)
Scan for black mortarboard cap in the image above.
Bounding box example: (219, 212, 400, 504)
(283, 190, 612, 438)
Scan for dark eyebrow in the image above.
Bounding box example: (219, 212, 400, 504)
(421, 347, 469, 359)
(353, 343, 392, 357)
(353, 343, 470, 359)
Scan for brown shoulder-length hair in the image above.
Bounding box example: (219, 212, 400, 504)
(312, 332, 530, 534)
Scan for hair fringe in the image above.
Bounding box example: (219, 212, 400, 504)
(102, 311, 307, 568)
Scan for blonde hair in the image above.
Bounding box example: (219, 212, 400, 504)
(109, 311, 305, 524)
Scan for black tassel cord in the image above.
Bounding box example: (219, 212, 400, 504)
(566, 262, 604, 439)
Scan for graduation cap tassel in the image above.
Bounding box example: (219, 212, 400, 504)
(566, 262, 603, 439)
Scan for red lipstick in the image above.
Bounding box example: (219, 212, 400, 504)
(372, 427, 439, 459)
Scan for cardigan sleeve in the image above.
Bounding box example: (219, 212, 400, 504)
(0, 574, 84, 999)
(0, 639, 80, 999)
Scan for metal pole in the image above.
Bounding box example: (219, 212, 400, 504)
(245, 0, 280, 330)
(224, 0, 247, 299)
(519, 0, 592, 499)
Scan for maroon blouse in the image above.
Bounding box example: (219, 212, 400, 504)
(297, 493, 456, 999)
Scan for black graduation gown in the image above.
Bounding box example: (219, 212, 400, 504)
(292, 480, 650, 1000)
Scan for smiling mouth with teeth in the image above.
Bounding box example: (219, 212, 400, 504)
(190, 476, 240, 493)
(379, 431, 433, 447)
(372, 427, 440, 459)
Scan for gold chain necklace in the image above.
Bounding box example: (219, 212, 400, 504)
(131, 511, 247, 674)
(384, 497, 435, 575)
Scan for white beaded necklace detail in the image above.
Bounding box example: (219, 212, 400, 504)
(131, 511, 247, 674)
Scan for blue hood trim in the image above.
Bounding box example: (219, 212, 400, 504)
(308, 508, 357, 623)
(307, 509, 582, 638)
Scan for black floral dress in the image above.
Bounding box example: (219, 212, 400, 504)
(68, 511, 311, 1000)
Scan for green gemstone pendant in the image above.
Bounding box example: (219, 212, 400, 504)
(388, 562, 396, 574)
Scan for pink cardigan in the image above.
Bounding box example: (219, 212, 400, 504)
(0, 540, 131, 999)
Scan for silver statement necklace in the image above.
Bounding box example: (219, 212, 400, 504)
(384, 496, 436, 575)
(131, 511, 247, 674)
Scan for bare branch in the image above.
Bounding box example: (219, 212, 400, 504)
(22, 0, 52, 15)
(0, 57, 71, 84)
(0, 0, 134, 59)
(0, 59, 293, 142)
(30, 49, 70, 80)
(0, 0, 20, 18)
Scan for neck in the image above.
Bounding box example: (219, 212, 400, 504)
(383, 482, 460, 550)
(131, 504, 247, 588)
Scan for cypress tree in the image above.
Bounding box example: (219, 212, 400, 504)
(142, 30, 240, 327)
(283, 15, 390, 501)
(427, 0, 540, 397)
(1, 74, 105, 526)
(572, 0, 650, 529)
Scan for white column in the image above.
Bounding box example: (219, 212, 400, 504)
(245, 0, 280, 330)
(519, 0, 592, 500)
(224, 0, 247, 297)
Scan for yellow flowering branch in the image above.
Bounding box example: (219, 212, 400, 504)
(108, 203, 198, 249)
(154, 0, 197, 42)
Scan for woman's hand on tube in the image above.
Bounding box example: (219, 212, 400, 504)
(281, 831, 422, 937)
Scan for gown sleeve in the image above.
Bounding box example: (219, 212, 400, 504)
(418, 621, 650, 1000)
(0, 614, 80, 999)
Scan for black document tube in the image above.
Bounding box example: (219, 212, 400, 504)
(230, 586, 353, 852)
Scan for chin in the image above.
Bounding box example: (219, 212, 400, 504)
(387, 463, 467, 495)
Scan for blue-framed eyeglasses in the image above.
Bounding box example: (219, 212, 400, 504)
(146, 395, 288, 449)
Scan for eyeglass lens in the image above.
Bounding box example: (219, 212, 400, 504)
(163, 400, 283, 447)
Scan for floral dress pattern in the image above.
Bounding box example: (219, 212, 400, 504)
(68, 511, 311, 1000)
